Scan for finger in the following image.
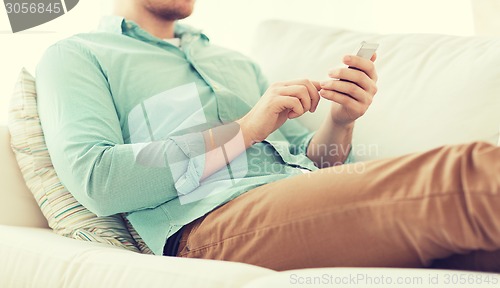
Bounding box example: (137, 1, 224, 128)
(275, 96, 304, 119)
(277, 85, 311, 112)
(343, 55, 378, 82)
(371, 53, 377, 62)
(320, 80, 369, 104)
(311, 80, 322, 91)
(326, 68, 375, 93)
(319, 90, 367, 117)
(281, 79, 321, 113)
(309, 80, 322, 112)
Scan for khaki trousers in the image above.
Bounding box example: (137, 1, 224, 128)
(176, 142, 500, 272)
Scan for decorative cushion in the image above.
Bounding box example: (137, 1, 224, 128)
(252, 20, 500, 161)
(8, 68, 153, 254)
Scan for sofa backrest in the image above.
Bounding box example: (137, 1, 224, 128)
(251, 20, 500, 161)
(0, 125, 48, 228)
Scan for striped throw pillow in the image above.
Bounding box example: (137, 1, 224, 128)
(8, 68, 153, 254)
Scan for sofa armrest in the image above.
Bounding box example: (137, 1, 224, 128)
(0, 125, 48, 228)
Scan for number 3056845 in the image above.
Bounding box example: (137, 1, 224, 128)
(5, 2, 62, 14)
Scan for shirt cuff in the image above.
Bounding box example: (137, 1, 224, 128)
(343, 145, 355, 164)
(168, 132, 206, 196)
(296, 131, 316, 155)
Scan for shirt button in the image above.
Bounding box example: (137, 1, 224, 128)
(212, 84, 219, 90)
(126, 23, 133, 29)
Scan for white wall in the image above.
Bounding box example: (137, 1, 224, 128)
(0, 1, 107, 125)
(182, 0, 474, 54)
(0, 0, 476, 124)
(181, 0, 376, 54)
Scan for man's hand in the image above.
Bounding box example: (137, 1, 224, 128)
(238, 79, 321, 144)
(319, 54, 378, 126)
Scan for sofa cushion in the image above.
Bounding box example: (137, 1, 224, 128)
(242, 267, 499, 288)
(8, 68, 152, 254)
(0, 126, 48, 228)
(251, 20, 500, 161)
(0, 225, 274, 288)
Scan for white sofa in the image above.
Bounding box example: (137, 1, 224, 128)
(1, 20, 500, 287)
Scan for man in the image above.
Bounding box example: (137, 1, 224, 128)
(36, 0, 500, 271)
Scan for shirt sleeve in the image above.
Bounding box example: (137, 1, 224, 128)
(36, 41, 205, 217)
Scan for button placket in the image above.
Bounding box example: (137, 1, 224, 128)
(183, 46, 230, 123)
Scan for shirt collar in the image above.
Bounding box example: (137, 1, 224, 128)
(97, 15, 209, 42)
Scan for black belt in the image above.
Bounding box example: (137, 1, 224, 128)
(163, 226, 185, 257)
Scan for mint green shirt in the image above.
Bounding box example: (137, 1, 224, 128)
(36, 16, 347, 255)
